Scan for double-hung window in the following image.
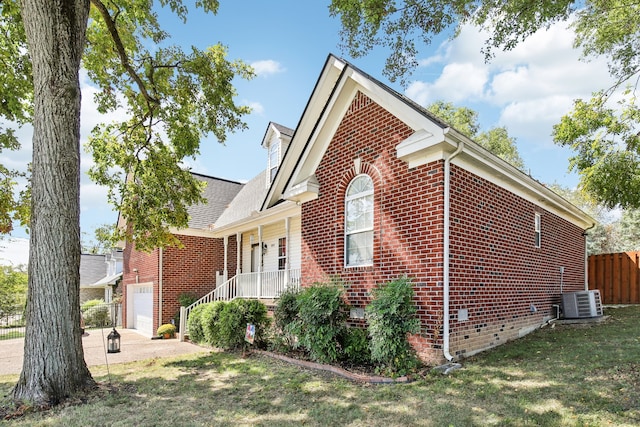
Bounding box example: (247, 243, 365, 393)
(534, 213, 541, 248)
(345, 174, 374, 266)
(278, 237, 287, 270)
(269, 142, 279, 182)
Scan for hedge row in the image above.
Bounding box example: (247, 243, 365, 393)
(187, 276, 421, 376)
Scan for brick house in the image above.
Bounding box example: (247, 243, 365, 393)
(121, 173, 244, 336)
(122, 55, 593, 363)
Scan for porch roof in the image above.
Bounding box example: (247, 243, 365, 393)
(187, 173, 244, 230)
(215, 170, 269, 228)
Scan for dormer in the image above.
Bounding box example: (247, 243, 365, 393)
(261, 122, 294, 187)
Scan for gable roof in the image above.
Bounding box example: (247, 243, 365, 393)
(269, 54, 593, 229)
(79, 254, 106, 287)
(214, 170, 269, 228)
(186, 172, 244, 230)
(261, 122, 294, 149)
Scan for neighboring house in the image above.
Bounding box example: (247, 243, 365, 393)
(80, 249, 123, 303)
(122, 55, 593, 363)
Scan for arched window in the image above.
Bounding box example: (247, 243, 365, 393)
(345, 174, 374, 266)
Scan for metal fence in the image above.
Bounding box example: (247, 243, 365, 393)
(0, 311, 26, 341)
(0, 303, 122, 341)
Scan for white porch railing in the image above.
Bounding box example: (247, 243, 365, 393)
(178, 269, 300, 340)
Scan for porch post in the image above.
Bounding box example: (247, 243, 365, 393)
(236, 232, 241, 275)
(284, 217, 290, 287)
(258, 225, 263, 298)
(223, 235, 229, 282)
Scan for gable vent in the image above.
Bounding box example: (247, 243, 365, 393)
(561, 290, 603, 319)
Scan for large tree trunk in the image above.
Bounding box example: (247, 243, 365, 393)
(13, 0, 94, 406)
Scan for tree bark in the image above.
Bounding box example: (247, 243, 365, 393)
(13, 0, 94, 406)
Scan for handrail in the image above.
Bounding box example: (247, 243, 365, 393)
(179, 269, 300, 340)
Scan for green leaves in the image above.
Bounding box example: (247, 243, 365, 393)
(366, 276, 420, 375)
(82, 1, 254, 251)
(427, 101, 525, 170)
(291, 280, 349, 363)
(554, 91, 640, 209)
(0, 265, 27, 317)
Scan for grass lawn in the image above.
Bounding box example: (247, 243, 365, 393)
(1, 306, 639, 426)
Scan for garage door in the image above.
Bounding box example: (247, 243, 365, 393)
(132, 285, 153, 336)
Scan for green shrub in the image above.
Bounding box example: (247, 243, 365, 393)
(342, 327, 371, 365)
(174, 292, 200, 331)
(273, 287, 301, 348)
(294, 280, 349, 363)
(187, 303, 209, 344)
(82, 302, 111, 328)
(201, 301, 226, 345)
(366, 276, 420, 375)
(216, 299, 271, 350)
(81, 299, 104, 312)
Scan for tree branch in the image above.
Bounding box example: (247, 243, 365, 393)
(90, 0, 160, 108)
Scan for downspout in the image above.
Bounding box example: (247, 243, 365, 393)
(583, 223, 596, 291)
(158, 247, 163, 329)
(443, 137, 464, 362)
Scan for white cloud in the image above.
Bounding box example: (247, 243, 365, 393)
(0, 237, 29, 267)
(250, 60, 285, 76)
(407, 62, 488, 104)
(409, 19, 614, 147)
(246, 101, 265, 115)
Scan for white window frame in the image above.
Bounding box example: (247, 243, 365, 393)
(278, 237, 286, 270)
(268, 142, 279, 182)
(534, 212, 541, 248)
(345, 174, 374, 267)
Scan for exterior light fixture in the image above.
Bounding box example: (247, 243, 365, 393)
(107, 327, 121, 353)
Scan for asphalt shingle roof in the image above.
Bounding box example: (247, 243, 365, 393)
(187, 173, 244, 230)
(79, 254, 106, 286)
(214, 170, 269, 228)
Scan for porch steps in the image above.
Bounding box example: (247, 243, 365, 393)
(178, 270, 301, 341)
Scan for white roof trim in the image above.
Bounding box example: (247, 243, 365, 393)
(395, 128, 594, 229)
(86, 272, 123, 288)
(283, 175, 319, 203)
(210, 200, 300, 237)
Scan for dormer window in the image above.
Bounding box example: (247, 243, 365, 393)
(269, 142, 279, 182)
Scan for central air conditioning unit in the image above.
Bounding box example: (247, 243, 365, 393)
(562, 290, 603, 319)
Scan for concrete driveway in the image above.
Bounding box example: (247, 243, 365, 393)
(0, 329, 208, 376)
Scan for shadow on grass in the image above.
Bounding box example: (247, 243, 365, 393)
(1, 306, 639, 426)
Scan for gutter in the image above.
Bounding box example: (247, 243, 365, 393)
(583, 223, 596, 291)
(158, 247, 163, 330)
(442, 134, 464, 362)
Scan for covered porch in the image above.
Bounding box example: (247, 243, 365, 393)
(179, 212, 302, 340)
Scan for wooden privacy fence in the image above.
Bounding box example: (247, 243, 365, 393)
(588, 251, 640, 304)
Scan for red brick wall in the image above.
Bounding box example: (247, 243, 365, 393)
(447, 166, 585, 358)
(122, 234, 233, 333)
(121, 243, 160, 329)
(160, 234, 235, 327)
(301, 91, 586, 364)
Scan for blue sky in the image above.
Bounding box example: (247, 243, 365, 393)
(0, 1, 613, 265)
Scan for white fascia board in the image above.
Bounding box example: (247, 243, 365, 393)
(289, 65, 441, 195)
(291, 75, 358, 185)
(395, 127, 594, 229)
(396, 129, 452, 168)
(283, 175, 319, 203)
(453, 151, 594, 229)
(263, 57, 345, 210)
(209, 201, 301, 237)
(168, 226, 217, 238)
(447, 132, 595, 229)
